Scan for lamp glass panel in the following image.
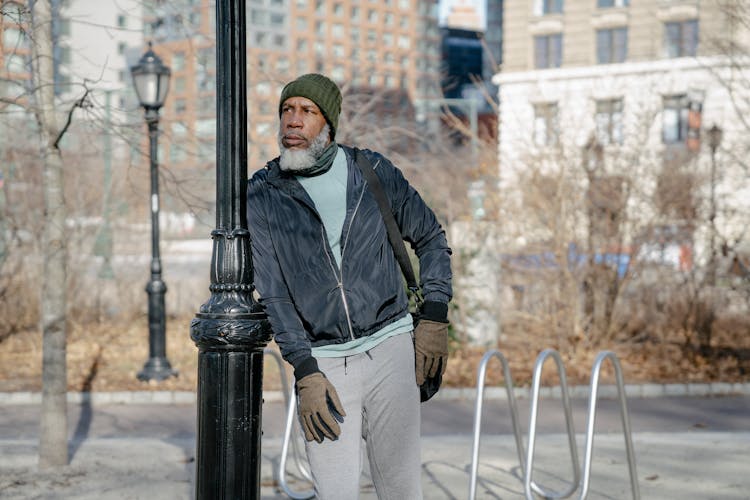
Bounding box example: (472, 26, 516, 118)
(134, 72, 159, 107)
(157, 72, 170, 105)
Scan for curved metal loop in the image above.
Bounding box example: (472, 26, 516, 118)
(524, 349, 581, 500)
(469, 349, 526, 500)
(578, 351, 640, 500)
(262, 349, 314, 499)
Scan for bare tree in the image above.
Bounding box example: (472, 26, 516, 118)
(28, 0, 69, 468)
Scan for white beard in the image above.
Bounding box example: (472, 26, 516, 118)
(278, 124, 331, 172)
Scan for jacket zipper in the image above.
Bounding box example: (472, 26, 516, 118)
(321, 186, 366, 342)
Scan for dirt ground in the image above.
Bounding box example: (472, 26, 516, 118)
(1, 313, 749, 393)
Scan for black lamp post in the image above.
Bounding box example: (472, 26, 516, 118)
(707, 124, 723, 287)
(131, 43, 177, 382)
(190, 0, 271, 497)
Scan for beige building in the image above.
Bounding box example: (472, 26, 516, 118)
(0, 2, 32, 120)
(494, 0, 750, 269)
(147, 0, 442, 170)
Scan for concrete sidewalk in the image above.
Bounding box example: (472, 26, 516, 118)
(1, 390, 749, 499)
(1, 431, 749, 499)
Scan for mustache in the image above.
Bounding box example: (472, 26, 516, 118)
(280, 132, 307, 143)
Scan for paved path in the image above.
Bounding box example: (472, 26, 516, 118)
(1, 393, 748, 499)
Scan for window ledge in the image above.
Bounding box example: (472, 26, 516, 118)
(656, 3, 699, 22)
(591, 10, 629, 29)
(529, 17, 564, 35)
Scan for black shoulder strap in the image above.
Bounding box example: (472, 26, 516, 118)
(353, 148, 420, 296)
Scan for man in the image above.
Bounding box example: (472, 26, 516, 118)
(247, 73, 452, 499)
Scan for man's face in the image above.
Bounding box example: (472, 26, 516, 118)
(279, 96, 329, 150)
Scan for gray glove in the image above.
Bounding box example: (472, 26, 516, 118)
(296, 372, 346, 443)
(414, 319, 449, 386)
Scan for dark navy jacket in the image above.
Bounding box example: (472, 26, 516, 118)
(247, 145, 452, 377)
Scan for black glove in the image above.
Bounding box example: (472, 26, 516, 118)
(296, 372, 346, 443)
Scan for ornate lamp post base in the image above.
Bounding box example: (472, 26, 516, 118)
(191, 311, 271, 498)
(137, 357, 178, 382)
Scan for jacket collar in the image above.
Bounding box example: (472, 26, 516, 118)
(264, 145, 364, 209)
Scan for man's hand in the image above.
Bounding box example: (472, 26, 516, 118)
(414, 319, 449, 386)
(295, 372, 346, 443)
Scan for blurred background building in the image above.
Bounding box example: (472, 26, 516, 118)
(495, 0, 750, 272)
(143, 0, 443, 168)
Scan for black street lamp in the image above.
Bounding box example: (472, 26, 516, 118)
(131, 43, 177, 382)
(707, 124, 723, 287)
(190, 0, 271, 497)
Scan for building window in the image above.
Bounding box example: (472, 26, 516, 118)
(250, 9, 267, 25)
(536, 0, 563, 15)
(174, 76, 186, 93)
(196, 118, 217, 137)
(169, 144, 187, 164)
(664, 20, 698, 58)
(4, 53, 26, 73)
(3, 27, 26, 48)
(117, 14, 127, 28)
(270, 12, 284, 26)
(174, 98, 187, 114)
(534, 33, 562, 69)
(59, 18, 71, 37)
(534, 102, 559, 146)
(596, 27, 627, 64)
(117, 42, 127, 55)
(197, 47, 215, 71)
(597, 0, 629, 7)
(172, 52, 185, 71)
(189, 11, 201, 29)
(276, 58, 289, 73)
(59, 46, 72, 65)
(595, 99, 623, 145)
(662, 94, 689, 144)
(197, 95, 214, 116)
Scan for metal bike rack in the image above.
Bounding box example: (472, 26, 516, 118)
(468, 350, 529, 500)
(470, 348, 638, 500)
(263, 349, 314, 499)
(578, 351, 640, 500)
(524, 349, 581, 500)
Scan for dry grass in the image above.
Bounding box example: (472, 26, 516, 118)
(1, 313, 748, 393)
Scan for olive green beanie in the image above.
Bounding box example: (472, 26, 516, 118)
(279, 73, 342, 138)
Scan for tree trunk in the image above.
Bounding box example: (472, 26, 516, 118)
(31, 0, 69, 468)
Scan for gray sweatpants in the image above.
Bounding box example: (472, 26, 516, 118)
(303, 332, 422, 500)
